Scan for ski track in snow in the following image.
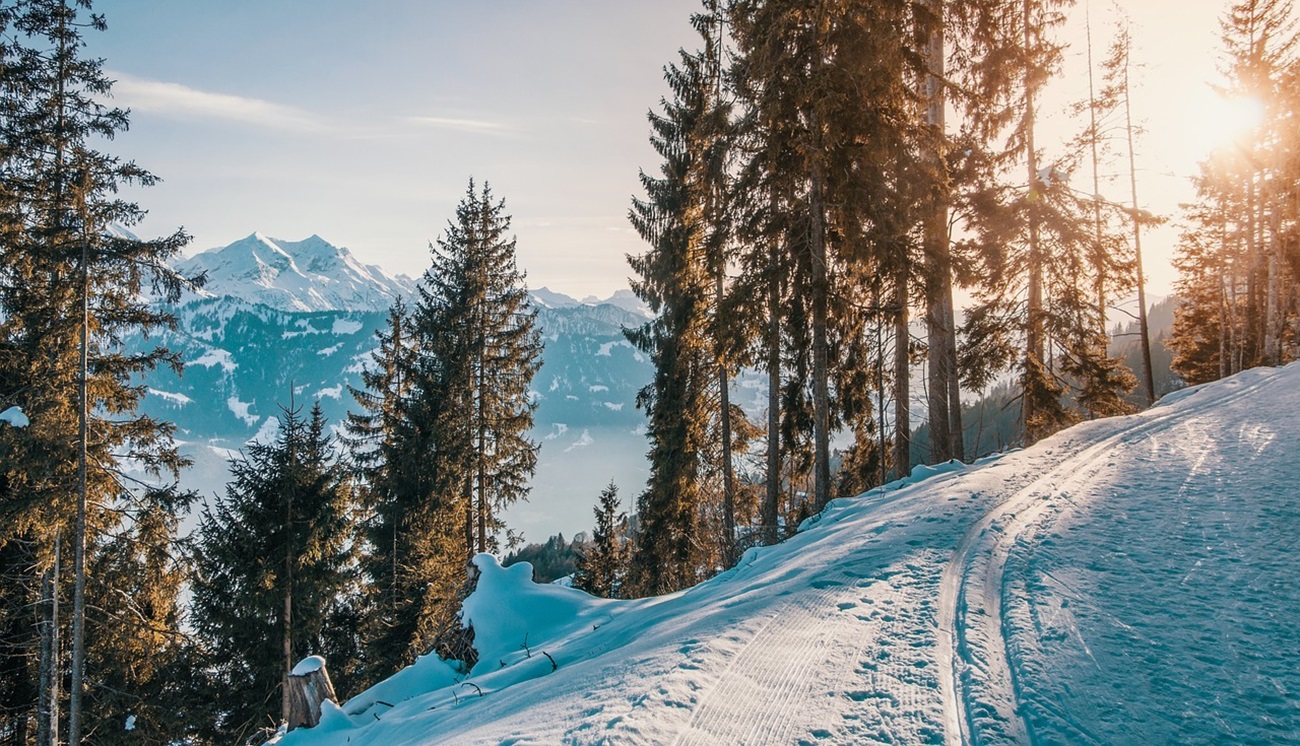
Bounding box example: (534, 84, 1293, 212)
(938, 366, 1287, 746)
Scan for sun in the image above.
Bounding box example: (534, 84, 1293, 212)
(1187, 93, 1266, 157)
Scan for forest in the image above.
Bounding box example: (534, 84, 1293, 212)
(1, 0, 1297, 743)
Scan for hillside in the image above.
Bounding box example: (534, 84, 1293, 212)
(277, 362, 1300, 745)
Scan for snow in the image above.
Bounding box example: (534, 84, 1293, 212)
(292, 655, 327, 676)
(227, 396, 259, 427)
(148, 388, 194, 406)
(278, 363, 1300, 746)
(315, 384, 344, 400)
(331, 318, 364, 335)
(175, 233, 415, 313)
(595, 340, 632, 357)
(0, 406, 29, 427)
(189, 348, 238, 373)
(248, 416, 280, 446)
(564, 429, 593, 452)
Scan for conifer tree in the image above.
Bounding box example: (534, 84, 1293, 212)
(345, 300, 468, 679)
(0, 1, 193, 740)
(189, 404, 357, 741)
(412, 180, 541, 561)
(572, 482, 630, 599)
(1170, 0, 1299, 378)
(730, 0, 932, 493)
(626, 2, 734, 594)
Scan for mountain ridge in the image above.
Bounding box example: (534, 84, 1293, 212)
(177, 233, 649, 318)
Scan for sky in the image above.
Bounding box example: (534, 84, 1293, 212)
(85, 0, 1233, 300)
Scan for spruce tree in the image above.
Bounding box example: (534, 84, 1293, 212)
(625, 1, 736, 594)
(0, 1, 193, 740)
(572, 482, 630, 599)
(190, 404, 357, 742)
(345, 300, 468, 679)
(412, 180, 541, 561)
(1170, 0, 1299, 378)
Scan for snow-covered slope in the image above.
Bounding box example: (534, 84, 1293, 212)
(175, 233, 416, 312)
(279, 362, 1300, 746)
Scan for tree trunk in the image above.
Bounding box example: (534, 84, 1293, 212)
(922, 0, 962, 465)
(69, 184, 89, 746)
(763, 227, 781, 545)
(1123, 51, 1156, 404)
(1022, 0, 1045, 444)
(1264, 209, 1282, 365)
(893, 267, 910, 478)
(38, 537, 59, 746)
(282, 473, 294, 723)
(286, 657, 337, 732)
(810, 145, 831, 512)
(717, 330, 736, 562)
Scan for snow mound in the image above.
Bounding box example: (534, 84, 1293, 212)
(461, 554, 615, 676)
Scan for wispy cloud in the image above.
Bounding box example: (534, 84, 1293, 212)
(109, 71, 326, 133)
(404, 115, 517, 135)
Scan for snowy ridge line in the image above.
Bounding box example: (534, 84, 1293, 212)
(936, 367, 1284, 746)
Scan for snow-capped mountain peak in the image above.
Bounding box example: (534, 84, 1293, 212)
(174, 233, 416, 313)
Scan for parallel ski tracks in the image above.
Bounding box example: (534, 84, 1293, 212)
(937, 371, 1281, 746)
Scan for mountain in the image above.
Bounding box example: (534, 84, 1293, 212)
(132, 285, 655, 541)
(174, 233, 416, 312)
(276, 362, 1300, 746)
(582, 288, 651, 318)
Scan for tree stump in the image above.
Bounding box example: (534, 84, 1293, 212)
(286, 655, 337, 731)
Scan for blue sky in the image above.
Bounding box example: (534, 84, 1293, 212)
(87, 1, 699, 298)
(87, 1, 1226, 299)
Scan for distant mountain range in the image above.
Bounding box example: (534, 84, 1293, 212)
(173, 233, 416, 312)
(131, 234, 656, 541)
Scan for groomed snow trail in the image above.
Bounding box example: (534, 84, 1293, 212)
(938, 365, 1295, 745)
(281, 364, 1300, 746)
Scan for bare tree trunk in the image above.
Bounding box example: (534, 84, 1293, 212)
(1245, 171, 1261, 365)
(1122, 46, 1156, 404)
(717, 306, 736, 562)
(286, 658, 337, 732)
(763, 191, 782, 545)
(1085, 3, 1108, 334)
(477, 374, 488, 553)
(69, 180, 90, 746)
(921, 0, 962, 464)
(1264, 209, 1282, 365)
(282, 456, 295, 723)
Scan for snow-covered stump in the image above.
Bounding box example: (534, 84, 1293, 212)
(286, 656, 336, 732)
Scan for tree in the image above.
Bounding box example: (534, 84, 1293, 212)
(0, 1, 193, 740)
(190, 404, 357, 742)
(626, 2, 733, 594)
(919, 0, 966, 465)
(572, 482, 630, 599)
(1170, 0, 1299, 379)
(345, 300, 467, 680)
(412, 180, 542, 561)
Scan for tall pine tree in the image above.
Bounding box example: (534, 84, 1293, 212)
(0, 1, 193, 740)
